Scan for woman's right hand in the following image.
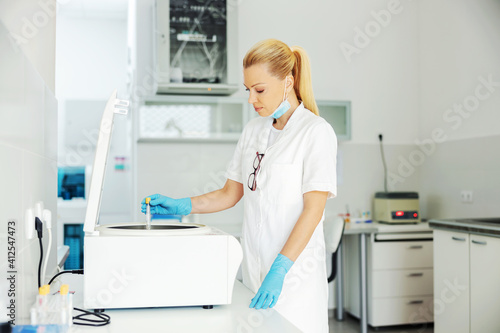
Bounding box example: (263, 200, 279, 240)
(141, 194, 192, 216)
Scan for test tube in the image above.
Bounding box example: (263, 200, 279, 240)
(60, 284, 72, 327)
(145, 197, 151, 230)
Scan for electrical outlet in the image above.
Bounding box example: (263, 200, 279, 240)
(25, 208, 35, 239)
(35, 201, 44, 219)
(460, 190, 473, 203)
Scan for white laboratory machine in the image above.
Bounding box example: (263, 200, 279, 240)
(83, 90, 243, 310)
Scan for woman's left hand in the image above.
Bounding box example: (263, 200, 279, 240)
(249, 254, 294, 309)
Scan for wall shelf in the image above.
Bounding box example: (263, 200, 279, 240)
(138, 96, 351, 143)
(137, 133, 241, 143)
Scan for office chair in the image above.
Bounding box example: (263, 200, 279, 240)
(323, 217, 346, 282)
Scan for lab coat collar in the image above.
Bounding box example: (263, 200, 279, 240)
(267, 102, 306, 131)
(256, 103, 306, 153)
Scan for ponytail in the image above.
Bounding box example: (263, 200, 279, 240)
(243, 39, 319, 116)
(291, 46, 319, 116)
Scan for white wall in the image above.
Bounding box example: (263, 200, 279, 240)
(418, 0, 500, 219)
(236, 0, 420, 145)
(56, 16, 128, 100)
(0, 0, 56, 92)
(0, 0, 57, 322)
(419, 0, 500, 142)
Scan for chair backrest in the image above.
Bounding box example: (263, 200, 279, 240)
(323, 216, 345, 253)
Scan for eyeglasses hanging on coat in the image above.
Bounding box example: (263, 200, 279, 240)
(248, 152, 265, 191)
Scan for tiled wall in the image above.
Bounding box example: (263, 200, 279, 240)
(0, 21, 58, 321)
(136, 142, 244, 225)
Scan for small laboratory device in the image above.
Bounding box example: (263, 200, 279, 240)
(83, 90, 242, 310)
(374, 192, 420, 224)
(374, 134, 420, 224)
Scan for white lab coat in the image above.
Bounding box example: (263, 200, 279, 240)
(225, 103, 337, 333)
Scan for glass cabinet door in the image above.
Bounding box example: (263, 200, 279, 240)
(169, 0, 227, 85)
(317, 100, 351, 141)
(156, 0, 239, 95)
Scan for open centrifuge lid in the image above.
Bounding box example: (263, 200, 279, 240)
(83, 90, 129, 233)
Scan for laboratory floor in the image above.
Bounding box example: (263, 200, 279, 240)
(328, 315, 434, 333)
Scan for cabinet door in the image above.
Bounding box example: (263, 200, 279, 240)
(470, 234, 500, 333)
(433, 230, 469, 333)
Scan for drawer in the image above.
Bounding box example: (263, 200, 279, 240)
(370, 296, 434, 327)
(372, 241, 433, 270)
(372, 269, 433, 298)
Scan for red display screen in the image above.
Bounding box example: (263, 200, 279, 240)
(391, 211, 419, 220)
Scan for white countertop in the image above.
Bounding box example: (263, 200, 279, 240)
(343, 221, 432, 234)
(63, 278, 299, 333)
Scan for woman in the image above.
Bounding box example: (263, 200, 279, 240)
(142, 39, 337, 333)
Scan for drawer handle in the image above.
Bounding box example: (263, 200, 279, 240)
(472, 240, 487, 245)
(408, 245, 423, 249)
(407, 273, 424, 277)
(408, 300, 424, 305)
(452, 236, 466, 242)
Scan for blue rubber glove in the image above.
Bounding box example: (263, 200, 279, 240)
(141, 194, 192, 216)
(249, 253, 294, 310)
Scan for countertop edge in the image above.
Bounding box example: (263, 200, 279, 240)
(429, 219, 500, 238)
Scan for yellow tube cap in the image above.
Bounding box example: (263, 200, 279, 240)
(145, 197, 150, 204)
(39, 284, 50, 295)
(60, 284, 69, 295)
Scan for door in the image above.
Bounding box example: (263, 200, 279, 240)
(433, 230, 469, 333)
(470, 234, 500, 333)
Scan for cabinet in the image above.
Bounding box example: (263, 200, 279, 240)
(317, 100, 351, 141)
(434, 229, 500, 332)
(470, 234, 500, 332)
(155, 0, 239, 95)
(345, 231, 434, 327)
(433, 230, 469, 333)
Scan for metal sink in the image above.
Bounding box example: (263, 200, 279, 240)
(429, 217, 500, 237)
(472, 218, 500, 224)
(457, 218, 500, 224)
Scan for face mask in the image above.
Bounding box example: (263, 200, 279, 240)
(270, 78, 290, 119)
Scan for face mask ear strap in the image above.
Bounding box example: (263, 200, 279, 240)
(283, 76, 290, 102)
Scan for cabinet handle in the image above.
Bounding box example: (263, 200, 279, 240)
(471, 240, 487, 245)
(408, 245, 423, 249)
(408, 300, 424, 305)
(452, 236, 466, 242)
(407, 273, 424, 277)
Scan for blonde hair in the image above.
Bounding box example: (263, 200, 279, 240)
(243, 39, 319, 116)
